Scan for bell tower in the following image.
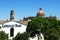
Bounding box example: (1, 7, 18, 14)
(10, 10, 14, 21)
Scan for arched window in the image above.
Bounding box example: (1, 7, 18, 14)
(10, 28, 14, 37)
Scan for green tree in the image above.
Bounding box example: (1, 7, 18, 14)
(0, 31, 8, 40)
(0, 26, 1, 29)
(13, 32, 30, 40)
(26, 17, 50, 37)
(26, 17, 60, 40)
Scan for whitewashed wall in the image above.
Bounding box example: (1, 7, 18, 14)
(29, 35, 38, 40)
(0, 21, 27, 40)
(29, 33, 44, 40)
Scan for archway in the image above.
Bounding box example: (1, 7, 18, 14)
(10, 28, 14, 37)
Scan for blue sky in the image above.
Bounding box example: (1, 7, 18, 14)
(0, 0, 60, 20)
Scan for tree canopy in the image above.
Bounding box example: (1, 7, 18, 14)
(13, 32, 30, 40)
(0, 31, 8, 40)
(26, 17, 60, 40)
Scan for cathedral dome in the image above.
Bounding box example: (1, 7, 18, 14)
(37, 8, 44, 17)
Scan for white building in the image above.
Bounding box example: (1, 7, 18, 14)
(0, 21, 27, 40)
(0, 10, 27, 40)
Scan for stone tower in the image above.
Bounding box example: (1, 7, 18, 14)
(10, 10, 14, 21)
(37, 8, 45, 17)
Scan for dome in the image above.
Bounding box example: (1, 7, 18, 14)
(37, 8, 44, 17)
